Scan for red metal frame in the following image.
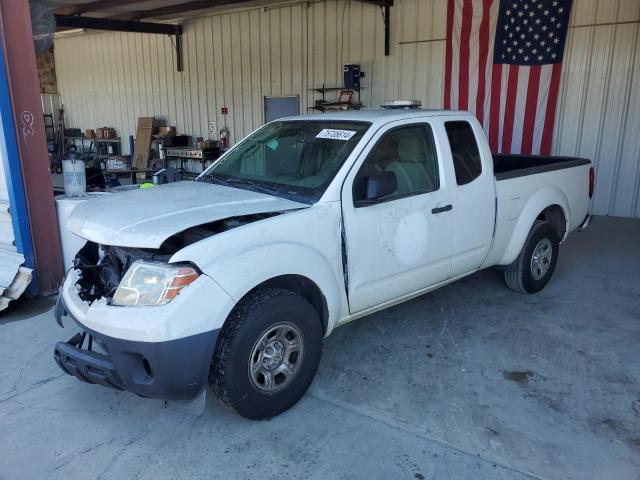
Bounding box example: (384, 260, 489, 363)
(0, 0, 63, 294)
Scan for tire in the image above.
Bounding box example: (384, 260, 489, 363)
(504, 220, 560, 294)
(209, 287, 323, 420)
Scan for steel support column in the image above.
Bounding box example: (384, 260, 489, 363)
(0, 0, 64, 294)
(361, 0, 393, 56)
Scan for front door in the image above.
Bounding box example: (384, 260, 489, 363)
(341, 121, 455, 313)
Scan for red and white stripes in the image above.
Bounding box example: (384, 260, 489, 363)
(444, 0, 563, 155)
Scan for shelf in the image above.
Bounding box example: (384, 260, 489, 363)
(307, 103, 364, 112)
(68, 137, 120, 142)
(310, 87, 362, 93)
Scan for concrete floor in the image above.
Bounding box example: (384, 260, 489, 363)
(0, 216, 638, 480)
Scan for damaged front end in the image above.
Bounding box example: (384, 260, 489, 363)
(72, 242, 169, 304)
(71, 212, 282, 304)
(54, 210, 288, 400)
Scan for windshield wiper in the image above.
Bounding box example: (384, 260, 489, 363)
(199, 174, 294, 198)
(231, 179, 285, 197)
(198, 173, 231, 186)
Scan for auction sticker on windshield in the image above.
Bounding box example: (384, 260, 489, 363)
(316, 129, 357, 141)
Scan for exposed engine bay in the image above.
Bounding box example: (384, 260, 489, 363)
(72, 213, 281, 303)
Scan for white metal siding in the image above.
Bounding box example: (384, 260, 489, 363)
(0, 145, 16, 250)
(0, 136, 32, 311)
(554, 0, 640, 218)
(54, 0, 640, 217)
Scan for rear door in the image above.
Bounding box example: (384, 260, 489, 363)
(443, 119, 496, 277)
(341, 119, 455, 313)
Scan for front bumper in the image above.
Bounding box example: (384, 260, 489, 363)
(54, 294, 220, 400)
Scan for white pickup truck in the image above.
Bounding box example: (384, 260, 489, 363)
(54, 106, 593, 419)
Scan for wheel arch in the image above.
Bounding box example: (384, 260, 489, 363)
(497, 186, 570, 266)
(244, 274, 330, 335)
(536, 204, 567, 241)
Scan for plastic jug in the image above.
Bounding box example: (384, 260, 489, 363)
(62, 154, 86, 197)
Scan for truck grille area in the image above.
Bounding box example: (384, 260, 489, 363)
(73, 242, 169, 303)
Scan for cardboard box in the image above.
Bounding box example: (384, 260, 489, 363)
(133, 117, 154, 172)
(96, 127, 116, 138)
(85, 129, 96, 139)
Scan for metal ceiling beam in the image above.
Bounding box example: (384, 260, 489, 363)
(359, 0, 393, 6)
(104, 0, 392, 55)
(53, 0, 139, 16)
(54, 15, 180, 35)
(54, 15, 184, 71)
(107, 0, 239, 21)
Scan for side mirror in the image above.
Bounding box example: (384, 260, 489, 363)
(365, 171, 397, 201)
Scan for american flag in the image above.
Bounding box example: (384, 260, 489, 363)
(444, 0, 573, 155)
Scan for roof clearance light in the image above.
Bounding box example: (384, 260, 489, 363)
(380, 100, 422, 109)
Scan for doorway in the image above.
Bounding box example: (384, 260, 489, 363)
(264, 96, 299, 123)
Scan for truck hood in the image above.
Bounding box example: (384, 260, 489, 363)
(66, 181, 308, 248)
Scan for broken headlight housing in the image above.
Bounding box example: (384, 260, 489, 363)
(112, 261, 199, 307)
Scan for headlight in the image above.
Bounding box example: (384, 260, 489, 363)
(112, 261, 199, 307)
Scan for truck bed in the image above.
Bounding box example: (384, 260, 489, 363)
(482, 154, 592, 268)
(493, 154, 590, 181)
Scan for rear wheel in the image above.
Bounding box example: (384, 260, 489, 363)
(210, 288, 323, 420)
(504, 220, 559, 294)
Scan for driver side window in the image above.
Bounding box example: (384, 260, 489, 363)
(353, 124, 439, 205)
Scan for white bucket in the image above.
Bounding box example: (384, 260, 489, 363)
(55, 193, 110, 271)
(62, 159, 86, 197)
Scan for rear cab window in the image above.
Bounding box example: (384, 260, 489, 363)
(444, 121, 482, 185)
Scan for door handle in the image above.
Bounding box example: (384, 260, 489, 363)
(431, 204, 453, 214)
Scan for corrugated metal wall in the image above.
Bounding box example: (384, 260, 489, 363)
(54, 0, 446, 146)
(54, 0, 640, 217)
(554, 0, 640, 217)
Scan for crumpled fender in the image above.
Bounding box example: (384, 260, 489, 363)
(169, 204, 348, 335)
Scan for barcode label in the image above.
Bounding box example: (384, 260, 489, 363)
(316, 129, 357, 141)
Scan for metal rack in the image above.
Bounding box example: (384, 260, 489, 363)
(94, 137, 121, 157)
(308, 85, 364, 112)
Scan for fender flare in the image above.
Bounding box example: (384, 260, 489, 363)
(498, 186, 570, 266)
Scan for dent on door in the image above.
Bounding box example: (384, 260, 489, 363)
(341, 121, 455, 313)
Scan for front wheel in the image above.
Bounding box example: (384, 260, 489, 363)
(504, 220, 560, 294)
(209, 288, 323, 420)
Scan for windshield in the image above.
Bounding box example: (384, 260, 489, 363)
(198, 120, 370, 203)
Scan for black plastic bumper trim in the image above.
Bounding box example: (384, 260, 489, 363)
(54, 294, 220, 401)
(54, 341, 125, 391)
